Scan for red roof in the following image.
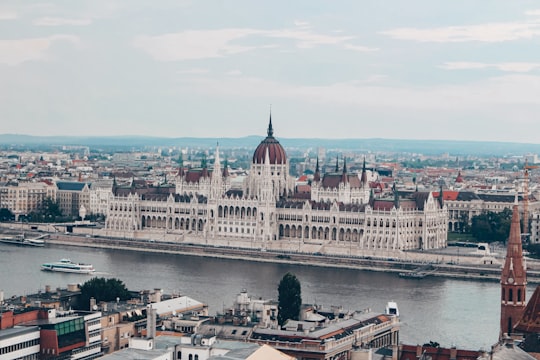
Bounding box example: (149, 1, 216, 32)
(432, 191, 459, 201)
(399, 344, 480, 360)
(252, 118, 287, 165)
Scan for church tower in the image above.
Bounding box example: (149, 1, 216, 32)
(500, 204, 527, 338)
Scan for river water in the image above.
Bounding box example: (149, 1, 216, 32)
(0, 243, 531, 350)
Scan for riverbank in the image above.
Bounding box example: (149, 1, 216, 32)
(42, 232, 540, 283)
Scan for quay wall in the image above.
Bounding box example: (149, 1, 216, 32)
(44, 233, 540, 284)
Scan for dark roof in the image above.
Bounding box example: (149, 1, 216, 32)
(184, 168, 212, 183)
(252, 115, 287, 165)
(477, 193, 522, 203)
(114, 184, 176, 197)
(515, 285, 540, 334)
(321, 173, 362, 189)
(56, 181, 87, 191)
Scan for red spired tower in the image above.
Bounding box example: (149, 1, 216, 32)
(500, 204, 527, 338)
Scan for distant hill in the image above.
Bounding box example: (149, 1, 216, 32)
(0, 134, 539, 156)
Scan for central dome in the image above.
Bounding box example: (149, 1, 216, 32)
(252, 115, 287, 165)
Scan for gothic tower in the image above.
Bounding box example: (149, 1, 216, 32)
(500, 204, 527, 338)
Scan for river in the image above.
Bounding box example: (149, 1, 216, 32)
(0, 242, 531, 351)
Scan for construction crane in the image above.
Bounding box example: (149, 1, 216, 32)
(523, 161, 539, 240)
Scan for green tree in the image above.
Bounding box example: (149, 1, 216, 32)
(470, 208, 512, 243)
(457, 212, 471, 233)
(29, 197, 64, 222)
(76, 277, 131, 310)
(0, 208, 14, 221)
(278, 272, 302, 326)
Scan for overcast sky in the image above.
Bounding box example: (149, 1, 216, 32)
(1, 1, 540, 143)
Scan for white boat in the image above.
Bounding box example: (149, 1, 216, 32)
(385, 301, 399, 317)
(41, 259, 95, 274)
(0, 233, 45, 247)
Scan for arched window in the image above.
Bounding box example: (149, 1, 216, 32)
(509, 289, 513, 302)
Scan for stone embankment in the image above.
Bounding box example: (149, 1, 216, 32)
(43, 233, 540, 283)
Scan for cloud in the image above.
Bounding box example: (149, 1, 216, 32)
(440, 62, 540, 73)
(0, 10, 17, 20)
(525, 9, 540, 16)
(344, 43, 379, 52)
(177, 68, 210, 74)
(133, 29, 262, 61)
(0, 35, 79, 66)
(381, 21, 540, 42)
(133, 26, 377, 61)
(177, 72, 540, 112)
(293, 20, 310, 28)
(33, 17, 92, 26)
(225, 70, 242, 76)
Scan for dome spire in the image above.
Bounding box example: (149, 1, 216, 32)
(267, 108, 274, 137)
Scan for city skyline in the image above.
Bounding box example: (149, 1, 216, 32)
(1, 1, 540, 143)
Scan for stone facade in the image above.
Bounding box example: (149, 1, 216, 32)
(103, 119, 448, 253)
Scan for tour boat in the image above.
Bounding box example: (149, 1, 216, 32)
(0, 234, 45, 247)
(41, 259, 95, 274)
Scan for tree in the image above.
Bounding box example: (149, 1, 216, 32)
(470, 209, 512, 243)
(29, 197, 64, 223)
(76, 277, 131, 310)
(0, 208, 14, 221)
(278, 272, 302, 326)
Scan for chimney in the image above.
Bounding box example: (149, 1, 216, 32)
(147, 305, 157, 340)
(450, 346, 457, 360)
(67, 284, 78, 292)
(90, 297, 96, 311)
(45, 285, 51, 293)
(416, 345, 423, 357)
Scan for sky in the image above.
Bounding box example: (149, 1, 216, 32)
(1, 1, 540, 143)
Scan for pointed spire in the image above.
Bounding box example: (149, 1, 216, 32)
(341, 157, 348, 184)
(361, 156, 368, 185)
(267, 109, 274, 137)
(213, 145, 221, 171)
(438, 184, 444, 208)
(314, 157, 321, 182)
(500, 204, 527, 338)
(335, 155, 339, 172)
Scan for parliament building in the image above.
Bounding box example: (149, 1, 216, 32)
(104, 117, 448, 254)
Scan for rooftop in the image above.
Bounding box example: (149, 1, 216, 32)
(0, 326, 40, 341)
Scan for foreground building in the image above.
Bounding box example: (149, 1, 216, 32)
(104, 117, 448, 254)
